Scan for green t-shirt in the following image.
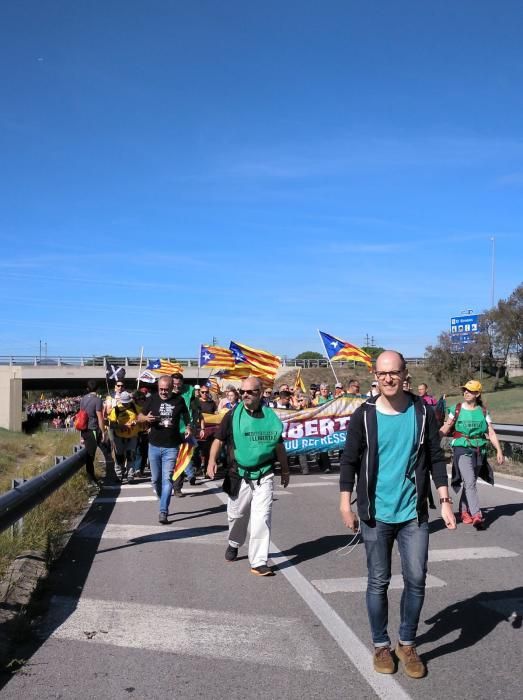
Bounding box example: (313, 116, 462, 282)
(449, 404, 490, 451)
(233, 404, 283, 479)
(374, 400, 418, 523)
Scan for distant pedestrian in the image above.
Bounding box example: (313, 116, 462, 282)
(79, 379, 105, 487)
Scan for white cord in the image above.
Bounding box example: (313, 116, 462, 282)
(336, 528, 361, 557)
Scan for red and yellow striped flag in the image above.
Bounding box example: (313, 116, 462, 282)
(199, 345, 235, 370)
(293, 368, 306, 393)
(172, 437, 197, 481)
(229, 340, 281, 380)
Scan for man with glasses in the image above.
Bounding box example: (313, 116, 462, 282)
(138, 375, 191, 524)
(339, 351, 456, 679)
(207, 376, 290, 576)
(345, 379, 361, 396)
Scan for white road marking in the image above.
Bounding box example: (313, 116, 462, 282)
(478, 478, 523, 494)
(44, 596, 329, 671)
(96, 496, 158, 503)
(319, 475, 340, 480)
(76, 523, 226, 545)
(428, 546, 518, 562)
(101, 482, 211, 491)
(206, 484, 412, 700)
(311, 574, 446, 594)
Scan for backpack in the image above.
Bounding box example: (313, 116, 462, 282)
(434, 396, 446, 428)
(74, 409, 89, 431)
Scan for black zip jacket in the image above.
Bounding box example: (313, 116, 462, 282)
(340, 394, 449, 523)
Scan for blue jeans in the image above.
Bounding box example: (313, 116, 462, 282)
(148, 444, 179, 515)
(360, 518, 429, 647)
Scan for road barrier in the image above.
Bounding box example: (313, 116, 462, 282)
(0, 448, 87, 535)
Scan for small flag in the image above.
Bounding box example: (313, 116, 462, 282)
(106, 363, 126, 382)
(146, 359, 184, 375)
(319, 331, 372, 370)
(199, 345, 235, 369)
(206, 376, 221, 395)
(293, 368, 306, 394)
(137, 369, 158, 384)
(172, 437, 198, 481)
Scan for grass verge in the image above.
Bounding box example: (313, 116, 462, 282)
(0, 429, 93, 580)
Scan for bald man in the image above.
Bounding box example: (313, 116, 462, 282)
(340, 350, 456, 679)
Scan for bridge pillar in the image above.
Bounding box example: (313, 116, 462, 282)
(0, 367, 23, 432)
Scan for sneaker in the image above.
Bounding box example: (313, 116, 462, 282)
(127, 471, 135, 483)
(250, 564, 274, 577)
(472, 513, 486, 530)
(460, 511, 473, 525)
(158, 512, 168, 525)
(395, 643, 426, 679)
(173, 490, 185, 498)
(373, 646, 395, 674)
(225, 545, 238, 562)
(189, 476, 196, 486)
(323, 468, 331, 474)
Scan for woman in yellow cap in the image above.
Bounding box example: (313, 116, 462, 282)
(440, 380, 503, 529)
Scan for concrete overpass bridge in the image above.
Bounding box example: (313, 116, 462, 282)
(0, 354, 428, 431)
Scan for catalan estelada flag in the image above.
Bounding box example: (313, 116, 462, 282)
(319, 330, 372, 370)
(229, 340, 280, 380)
(146, 359, 184, 375)
(172, 436, 198, 481)
(293, 368, 306, 393)
(205, 376, 221, 396)
(199, 345, 235, 370)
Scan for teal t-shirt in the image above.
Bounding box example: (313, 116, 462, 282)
(374, 400, 417, 523)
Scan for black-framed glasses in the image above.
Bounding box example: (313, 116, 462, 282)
(240, 389, 259, 396)
(375, 371, 403, 381)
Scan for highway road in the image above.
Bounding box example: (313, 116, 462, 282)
(1, 465, 522, 700)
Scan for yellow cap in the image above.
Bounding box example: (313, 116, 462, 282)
(462, 380, 482, 393)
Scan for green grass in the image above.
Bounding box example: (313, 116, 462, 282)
(0, 429, 93, 579)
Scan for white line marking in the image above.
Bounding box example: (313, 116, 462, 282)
(101, 482, 212, 491)
(76, 523, 226, 545)
(279, 482, 334, 488)
(311, 574, 446, 594)
(44, 596, 329, 671)
(428, 546, 518, 562)
(319, 475, 340, 480)
(206, 484, 412, 700)
(478, 478, 523, 494)
(96, 496, 158, 503)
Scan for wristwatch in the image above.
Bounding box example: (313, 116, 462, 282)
(439, 497, 453, 504)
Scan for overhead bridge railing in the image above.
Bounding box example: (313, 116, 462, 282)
(0, 448, 87, 535)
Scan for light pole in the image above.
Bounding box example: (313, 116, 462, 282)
(490, 236, 496, 308)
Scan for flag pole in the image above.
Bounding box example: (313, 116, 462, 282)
(137, 346, 144, 389)
(317, 329, 339, 384)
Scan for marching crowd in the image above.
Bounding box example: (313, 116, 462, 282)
(51, 355, 505, 680)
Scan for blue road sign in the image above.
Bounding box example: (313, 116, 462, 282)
(450, 314, 481, 352)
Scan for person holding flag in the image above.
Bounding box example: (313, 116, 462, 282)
(137, 375, 191, 524)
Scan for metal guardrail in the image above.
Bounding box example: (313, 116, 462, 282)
(0, 355, 427, 368)
(492, 424, 523, 445)
(0, 448, 87, 534)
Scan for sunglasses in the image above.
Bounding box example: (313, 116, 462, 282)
(240, 389, 259, 396)
(116, 384, 124, 388)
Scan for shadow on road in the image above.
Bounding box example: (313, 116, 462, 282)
(0, 480, 121, 691)
(418, 586, 523, 662)
(273, 534, 358, 570)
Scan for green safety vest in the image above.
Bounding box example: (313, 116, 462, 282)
(232, 404, 283, 481)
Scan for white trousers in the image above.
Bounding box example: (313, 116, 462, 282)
(227, 472, 274, 568)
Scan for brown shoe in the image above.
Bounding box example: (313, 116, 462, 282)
(395, 643, 426, 678)
(373, 646, 395, 674)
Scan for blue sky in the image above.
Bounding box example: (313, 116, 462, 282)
(1, 1, 522, 360)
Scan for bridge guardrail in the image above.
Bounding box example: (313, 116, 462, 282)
(0, 355, 427, 368)
(0, 448, 87, 535)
